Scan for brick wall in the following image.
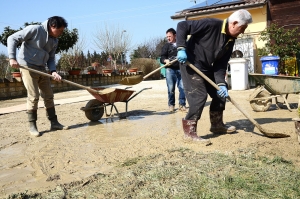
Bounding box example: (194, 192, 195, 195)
(0, 73, 138, 100)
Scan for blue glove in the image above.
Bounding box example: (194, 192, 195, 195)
(217, 85, 228, 98)
(177, 49, 187, 63)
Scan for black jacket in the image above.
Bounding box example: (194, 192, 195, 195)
(160, 42, 180, 69)
(176, 18, 235, 85)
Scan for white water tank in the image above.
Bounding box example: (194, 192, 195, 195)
(228, 58, 248, 90)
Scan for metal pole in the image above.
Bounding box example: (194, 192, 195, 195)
(120, 52, 123, 68)
(121, 30, 126, 67)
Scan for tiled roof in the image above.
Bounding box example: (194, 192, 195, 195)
(171, 0, 267, 19)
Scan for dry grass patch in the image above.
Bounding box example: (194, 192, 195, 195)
(7, 148, 300, 199)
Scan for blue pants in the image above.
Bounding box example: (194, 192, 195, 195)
(166, 68, 186, 106)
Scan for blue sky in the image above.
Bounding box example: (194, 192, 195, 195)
(0, 0, 204, 60)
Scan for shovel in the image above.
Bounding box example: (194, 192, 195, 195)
(119, 59, 178, 85)
(19, 65, 116, 95)
(186, 61, 290, 138)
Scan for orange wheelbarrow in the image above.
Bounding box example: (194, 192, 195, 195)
(80, 87, 152, 121)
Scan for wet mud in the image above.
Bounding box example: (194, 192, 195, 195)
(0, 80, 300, 197)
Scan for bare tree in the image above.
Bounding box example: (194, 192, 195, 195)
(148, 37, 166, 59)
(58, 33, 88, 72)
(93, 24, 132, 70)
(130, 36, 166, 60)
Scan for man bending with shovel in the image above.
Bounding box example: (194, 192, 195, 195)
(7, 16, 69, 137)
(176, 9, 253, 144)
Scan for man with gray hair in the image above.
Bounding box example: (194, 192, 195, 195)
(176, 9, 252, 145)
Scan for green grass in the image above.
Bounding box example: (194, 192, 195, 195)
(6, 148, 300, 199)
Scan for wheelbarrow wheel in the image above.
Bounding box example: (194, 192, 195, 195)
(84, 99, 105, 121)
(250, 90, 272, 112)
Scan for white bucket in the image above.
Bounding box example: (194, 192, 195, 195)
(228, 58, 248, 90)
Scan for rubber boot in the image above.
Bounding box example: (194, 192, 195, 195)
(209, 111, 236, 134)
(46, 107, 69, 130)
(27, 110, 40, 137)
(182, 119, 211, 145)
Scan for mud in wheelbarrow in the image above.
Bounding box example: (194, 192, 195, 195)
(80, 87, 152, 121)
(249, 73, 300, 112)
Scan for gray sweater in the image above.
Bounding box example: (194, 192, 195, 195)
(7, 20, 57, 72)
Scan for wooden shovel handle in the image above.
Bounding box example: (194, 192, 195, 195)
(143, 59, 178, 80)
(186, 61, 290, 138)
(187, 62, 260, 126)
(187, 63, 257, 122)
(143, 37, 190, 80)
(186, 62, 221, 91)
(19, 65, 100, 94)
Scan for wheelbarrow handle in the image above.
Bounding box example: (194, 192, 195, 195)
(19, 65, 101, 94)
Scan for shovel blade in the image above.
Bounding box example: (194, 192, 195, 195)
(258, 126, 290, 138)
(119, 75, 143, 85)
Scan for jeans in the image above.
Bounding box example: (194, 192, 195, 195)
(166, 68, 186, 106)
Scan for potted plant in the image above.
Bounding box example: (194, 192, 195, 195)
(102, 67, 113, 74)
(117, 65, 126, 74)
(10, 67, 21, 77)
(128, 68, 138, 73)
(118, 68, 126, 74)
(86, 66, 97, 75)
(68, 67, 81, 75)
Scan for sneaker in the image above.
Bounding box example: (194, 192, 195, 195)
(169, 105, 175, 112)
(179, 105, 187, 112)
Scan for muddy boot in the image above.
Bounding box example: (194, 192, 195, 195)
(182, 119, 211, 145)
(209, 111, 236, 134)
(46, 107, 69, 130)
(27, 110, 40, 137)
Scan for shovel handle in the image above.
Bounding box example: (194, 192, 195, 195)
(19, 65, 100, 94)
(187, 62, 221, 91)
(186, 61, 274, 136)
(143, 59, 178, 80)
(187, 62, 257, 124)
(142, 37, 190, 80)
